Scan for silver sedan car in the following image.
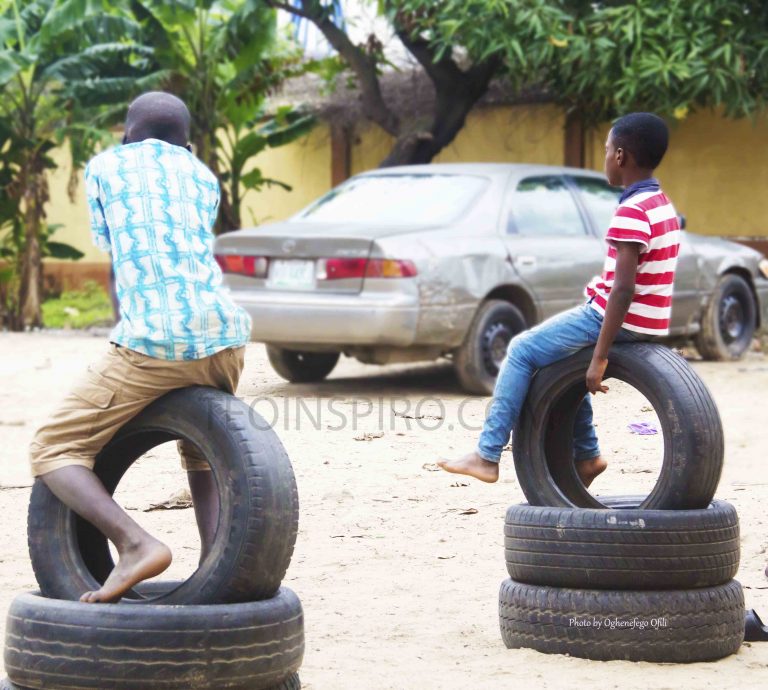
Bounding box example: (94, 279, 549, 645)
(215, 164, 768, 394)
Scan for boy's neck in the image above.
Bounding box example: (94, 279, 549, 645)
(620, 169, 655, 188)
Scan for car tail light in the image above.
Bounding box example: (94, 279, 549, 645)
(318, 258, 417, 280)
(321, 258, 368, 280)
(366, 259, 418, 278)
(215, 254, 269, 278)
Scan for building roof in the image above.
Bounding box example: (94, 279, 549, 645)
(269, 67, 551, 128)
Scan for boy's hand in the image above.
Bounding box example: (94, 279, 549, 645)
(586, 356, 609, 394)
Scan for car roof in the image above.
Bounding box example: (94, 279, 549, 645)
(356, 163, 606, 182)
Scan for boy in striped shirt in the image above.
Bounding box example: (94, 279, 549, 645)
(440, 112, 680, 485)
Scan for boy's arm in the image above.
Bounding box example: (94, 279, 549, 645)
(84, 162, 111, 254)
(586, 241, 641, 394)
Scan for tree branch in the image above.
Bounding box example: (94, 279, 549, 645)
(267, 0, 400, 136)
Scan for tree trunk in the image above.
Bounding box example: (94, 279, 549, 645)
(379, 81, 494, 167)
(17, 168, 47, 330)
(194, 129, 238, 234)
(564, 108, 585, 168)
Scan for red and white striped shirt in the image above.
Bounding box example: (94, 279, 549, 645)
(585, 188, 680, 335)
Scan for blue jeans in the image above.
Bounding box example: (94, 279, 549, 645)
(477, 303, 644, 463)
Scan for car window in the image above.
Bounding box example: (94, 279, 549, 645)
(294, 174, 488, 225)
(508, 176, 586, 236)
(570, 176, 621, 234)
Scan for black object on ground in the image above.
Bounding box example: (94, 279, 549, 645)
(504, 497, 739, 590)
(27, 386, 299, 605)
(745, 609, 768, 642)
(4, 586, 304, 690)
(513, 343, 723, 510)
(499, 578, 745, 663)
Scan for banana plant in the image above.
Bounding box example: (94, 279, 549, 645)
(0, 0, 160, 329)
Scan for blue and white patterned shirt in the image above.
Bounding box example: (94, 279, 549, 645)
(84, 139, 252, 360)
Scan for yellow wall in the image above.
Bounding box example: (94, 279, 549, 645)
(240, 122, 332, 227)
(47, 147, 104, 263)
(586, 108, 768, 237)
(43, 104, 768, 269)
(435, 105, 564, 165)
(350, 104, 564, 173)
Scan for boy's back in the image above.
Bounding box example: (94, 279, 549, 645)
(85, 139, 251, 360)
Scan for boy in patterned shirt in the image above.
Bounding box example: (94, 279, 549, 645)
(29, 92, 252, 603)
(440, 113, 680, 484)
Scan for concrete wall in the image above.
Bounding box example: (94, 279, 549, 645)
(42, 105, 768, 290)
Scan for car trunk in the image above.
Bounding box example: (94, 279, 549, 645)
(215, 223, 383, 294)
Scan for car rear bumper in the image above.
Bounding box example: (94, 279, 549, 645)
(230, 289, 420, 347)
(756, 279, 768, 332)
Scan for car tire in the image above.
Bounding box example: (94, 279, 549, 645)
(0, 678, 301, 690)
(28, 386, 299, 605)
(4, 586, 304, 690)
(267, 346, 340, 383)
(694, 273, 757, 361)
(499, 578, 744, 663)
(454, 300, 527, 395)
(505, 497, 739, 590)
(512, 342, 723, 510)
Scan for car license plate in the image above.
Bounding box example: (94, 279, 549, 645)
(268, 260, 316, 289)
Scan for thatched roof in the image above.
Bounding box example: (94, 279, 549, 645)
(269, 67, 551, 129)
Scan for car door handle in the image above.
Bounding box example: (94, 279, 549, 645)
(515, 256, 537, 268)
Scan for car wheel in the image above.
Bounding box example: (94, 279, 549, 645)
(28, 386, 299, 605)
(513, 342, 723, 510)
(499, 579, 744, 662)
(4, 586, 304, 690)
(267, 346, 340, 383)
(695, 273, 756, 360)
(505, 497, 739, 590)
(454, 300, 527, 395)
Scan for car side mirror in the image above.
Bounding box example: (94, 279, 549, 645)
(678, 214, 686, 230)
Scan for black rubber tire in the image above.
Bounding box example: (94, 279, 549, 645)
(0, 670, 302, 689)
(267, 346, 340, 383)
(27, 386, 299, 604)
(270, 674, 301, 690)
(499, 579, 744, 663)
(505, 497, 739, 590)
(695, 273, 757, 361)
(4, 587, 304, 690)
(513, 343, 724, 509)
(454, 300, 527, 395)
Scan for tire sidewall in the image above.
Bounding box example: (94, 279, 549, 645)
(513, 343, 724, 509)
(28, 387, 299, 604)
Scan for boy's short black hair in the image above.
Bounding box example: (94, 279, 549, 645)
(611, 112, 669, 169)
(124, 92, 191, 147)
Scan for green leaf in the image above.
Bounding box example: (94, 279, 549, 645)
(45, 241, 84, 260)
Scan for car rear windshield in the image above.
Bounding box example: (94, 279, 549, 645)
(294, 174, 488, 225)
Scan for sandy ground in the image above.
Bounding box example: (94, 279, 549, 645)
(1, 332, 767, 689)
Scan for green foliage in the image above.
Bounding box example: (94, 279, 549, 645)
(396, 0, 768, 124)
(41, 280, 114, 329)
(0, 0, 156, 328)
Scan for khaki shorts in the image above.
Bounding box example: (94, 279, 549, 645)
(29, 344, 245, 477)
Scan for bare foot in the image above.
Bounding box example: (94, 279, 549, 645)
(80, 537, 172, 604)
(576, 456, 608, 488)
(437, 451, 499, 483)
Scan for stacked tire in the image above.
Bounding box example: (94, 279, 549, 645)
(499, 345, 746, 663)
(4, 387, 303, 689)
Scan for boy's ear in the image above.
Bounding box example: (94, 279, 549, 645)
(616, 146, 626, 168)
